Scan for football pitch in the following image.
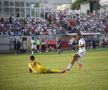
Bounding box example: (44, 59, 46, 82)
(0, 48, 108, 90)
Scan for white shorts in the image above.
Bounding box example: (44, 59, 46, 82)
(77, 52, 86, 58)
(31, 45, 37, 50)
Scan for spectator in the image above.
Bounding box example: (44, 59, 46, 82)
(46, 39, 50, 52)
(41, 38, 46, 52)
(16, 39, 21, 54)
(51, 38, 56, 49)
(36, 38, 40, 52)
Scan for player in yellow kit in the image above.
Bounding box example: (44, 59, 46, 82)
(28, 55, 65, 74)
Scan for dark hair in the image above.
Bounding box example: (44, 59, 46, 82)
(77, 33, 82, 36)
(30, 55, 35, 61)
(32, 37, 34, 40)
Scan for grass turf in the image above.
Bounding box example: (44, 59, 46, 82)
(0, 48, 108, 90)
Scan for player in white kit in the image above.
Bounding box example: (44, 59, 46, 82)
(66, 33, 86, 71)
(31, 37, 36, 55)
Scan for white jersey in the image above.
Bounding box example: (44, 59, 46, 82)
(78, 38, 86, 53)
(31, 40, 36, 49)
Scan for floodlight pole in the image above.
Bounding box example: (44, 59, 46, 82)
(39, 0, 41, 18)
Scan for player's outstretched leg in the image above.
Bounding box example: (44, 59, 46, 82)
(66, 54, 80, 71)
(76, 58, 83, 69)
(48, 69, 65, 73)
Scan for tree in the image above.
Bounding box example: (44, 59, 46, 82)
(71, 0, 100, 10)
(71, 0, 80, 10)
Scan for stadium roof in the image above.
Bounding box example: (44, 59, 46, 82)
(0, 0, 71, 4)
(67, 33, 101, 36)
(41, 0, 71, 4)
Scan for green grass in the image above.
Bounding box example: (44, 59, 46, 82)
(0, 48, 108, 90)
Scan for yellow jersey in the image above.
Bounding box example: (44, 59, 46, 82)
(28, 60, 49, 74)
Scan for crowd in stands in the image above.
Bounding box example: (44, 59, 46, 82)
(0, 12, 108, 54)
(0, 12, 108, 36)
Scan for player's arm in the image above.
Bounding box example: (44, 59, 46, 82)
(75, 44, 85, 48)
(79, 44, 85, 47)
(28, 63, 37, 73)
(29, 68, 32, 73)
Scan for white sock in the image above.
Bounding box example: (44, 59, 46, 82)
(67, 63, 73, 70)
(77, 60, 80, 65)
(77, 58, 81, 65)
(32, 51, 34, 55)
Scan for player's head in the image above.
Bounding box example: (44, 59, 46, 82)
(76, 33, 82, 39)
(32, 37, 34, 40)
(30, 55, 35, 61)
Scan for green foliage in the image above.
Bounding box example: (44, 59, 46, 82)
(71, 0, 80, 10)
(71, 0, 100, 10)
